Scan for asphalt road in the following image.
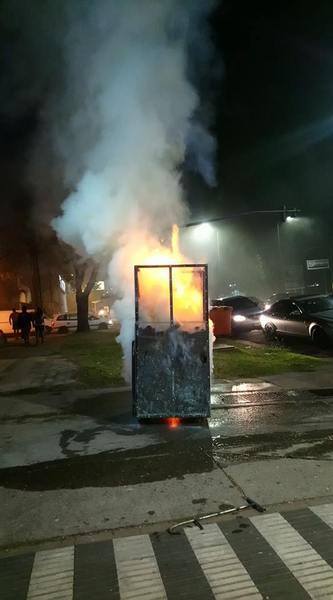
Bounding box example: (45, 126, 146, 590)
(4, 503, 333, 600)
(236, 328, 333, 357)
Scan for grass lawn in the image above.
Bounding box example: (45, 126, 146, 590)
(58, 331, 124, 387)
(0, 330, 125, 388)
(53, 335, 331, 385)
(213, 343, 328, 379)
(1, 330, 329, 388)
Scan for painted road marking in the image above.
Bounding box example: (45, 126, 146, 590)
(26, 546, 74, 600)
(185, 522, 262, 599)
(251, 512, 333, 599)
(114, 533, 167, 599)
(4, 505, 333, 600)
(310, 503, 333, 530)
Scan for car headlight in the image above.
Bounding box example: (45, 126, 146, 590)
(233, 314, 246, 323)
(260, 314, 269, 327)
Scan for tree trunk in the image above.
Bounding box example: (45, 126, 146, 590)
(76, 292, 89, 332)
(74, 259, 98, 333)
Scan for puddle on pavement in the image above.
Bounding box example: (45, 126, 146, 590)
(211, 382, 277, 394)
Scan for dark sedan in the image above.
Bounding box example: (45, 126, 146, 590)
(260, 294, 333, 346)
(211, 295, 264, 332)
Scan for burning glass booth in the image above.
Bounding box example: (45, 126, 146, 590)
(132, 264, 210, 419)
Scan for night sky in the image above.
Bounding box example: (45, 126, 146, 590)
(213, 0, 333, 221)
(1, 1, 333, 251)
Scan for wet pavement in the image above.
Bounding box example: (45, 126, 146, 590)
(211, 386, 333, 460)
(2, 386, 333, 489)
(1, 384, 333, 548)
(0, 391, 213, 488)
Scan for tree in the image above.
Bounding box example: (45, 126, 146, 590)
(33, 236, 100, 333)
(74, 258, 99, 332)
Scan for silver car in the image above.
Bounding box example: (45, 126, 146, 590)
(260, 295, 333, 346)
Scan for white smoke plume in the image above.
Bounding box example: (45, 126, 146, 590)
(52, 0, 217, 380)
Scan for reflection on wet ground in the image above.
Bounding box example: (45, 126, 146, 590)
(212, 428, 333, 462)
(210, 388, 333, 464)
(216, 382, 277, 393)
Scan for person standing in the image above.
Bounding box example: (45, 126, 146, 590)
(34, 307, 45, 345)
(9, 308, 19, 338)
(18, 306, 32, 345)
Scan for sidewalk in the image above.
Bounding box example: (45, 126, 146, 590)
(0, 356, 76, 393)
(2, 503, 333, 599)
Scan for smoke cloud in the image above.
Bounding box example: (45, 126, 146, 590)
(51, 0, 217, 380)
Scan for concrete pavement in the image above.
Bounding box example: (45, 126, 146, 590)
(1, 342, 333, 598)
(0, 355, 76, 393)
(1, 383, 333, 550)
(0, 388, 244, 548)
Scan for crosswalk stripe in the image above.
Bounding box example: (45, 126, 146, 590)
(251, 512, 333, 599)
(26, 546, 74, 600)
(184, 523, 262, 599)
(113, 534, 167, 599)
(310, 503, 333, 529)
(3, 506, 333, 600)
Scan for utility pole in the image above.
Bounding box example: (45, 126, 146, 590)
(276, 205, 287, 291)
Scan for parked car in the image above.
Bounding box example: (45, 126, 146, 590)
(211, 295, 265, 332)
(46, 313, 110, 333)
(265, 289, 306, 310)
(260, 294, 333, 346)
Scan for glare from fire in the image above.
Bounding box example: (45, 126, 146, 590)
(137, 225, 204, 330)
(167, 417, 181, 429)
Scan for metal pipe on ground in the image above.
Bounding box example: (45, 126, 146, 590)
(167, 497, 266, 534)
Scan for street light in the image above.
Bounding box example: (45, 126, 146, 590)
(191, 222, 220, 259)
(190, 222, 221, 295)
(277, 207, 302, 290)
(192, 222, 214, 242)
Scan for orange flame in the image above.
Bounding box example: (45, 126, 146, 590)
(137, 225, 204, 329)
